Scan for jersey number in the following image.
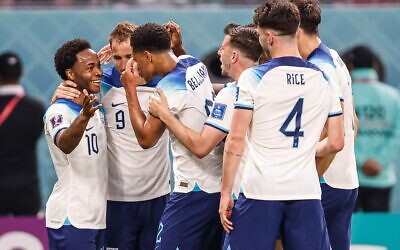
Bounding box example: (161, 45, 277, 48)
(279, 98, 304, 148)
(116, 110, 125, 129)
(85, 133, 99, 155)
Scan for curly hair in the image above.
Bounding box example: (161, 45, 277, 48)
(130, 23, 171, 53)
(291, 0, 321, 35)
(253, 0, 300, 36)
(54, 39, 91, 80)
(109, 21, 137, 46)
(230, 27, 263, 62)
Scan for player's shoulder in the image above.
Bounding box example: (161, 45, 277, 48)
(308, 43, 335, 67)
(216, 81, 237, 100)
(101, 67, 121, 88)
(46, 99, 81, 117)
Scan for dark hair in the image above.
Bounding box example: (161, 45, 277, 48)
(291, 0, 321, 34)
(0, 51, 22, 82)
(54, 39, 91, 80)
(109, 21, 136, 46)
(341, 45, 385, 81)
(223, 23, 240, 35)
(130, 23, 171, 53)
(230, 27, 263, 62)
(253, 0, 300, 36)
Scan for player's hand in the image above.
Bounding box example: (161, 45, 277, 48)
(97, 44, 112, 65)
(120, 58, 146, 91)
(219, 193, 234, 233)
(165, 21, 185, 56)
(81, 89, 101, 119)
(51, 80, 81, 104)
(148, 88, 169, 118)
(362, 158, 382, 176)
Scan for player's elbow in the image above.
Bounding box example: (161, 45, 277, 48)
(330, 137, 344, 153)
(138, 140, 156, 149)
(193, 148, 210, 159)
(137, 137, 157, 149)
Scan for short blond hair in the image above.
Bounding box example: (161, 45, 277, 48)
(108, 21, 137, 46)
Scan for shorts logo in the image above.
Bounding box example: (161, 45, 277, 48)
(50, 114, 63, 129)
(210, 103, 227, 120)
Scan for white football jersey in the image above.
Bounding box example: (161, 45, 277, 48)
(44, 99, 107, 229)
(205, 82, 245, 198)
(159, 55, 221, 193)
(236, 57, 342, 200)
(323, 49, 359, 189)
(101, 74, 170, 201)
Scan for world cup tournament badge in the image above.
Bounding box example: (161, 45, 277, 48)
(50, 114, 63, 129)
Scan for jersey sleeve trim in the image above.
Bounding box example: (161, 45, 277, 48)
(204, 121, 229, 134)
(52, 127, 67, 145)
(328, 111, 343, 117)
(234, 104, 254, 110)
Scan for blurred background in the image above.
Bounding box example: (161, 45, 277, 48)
(0, 0, 399, 249)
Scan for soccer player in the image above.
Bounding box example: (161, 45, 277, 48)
(147, 25, 264, 200)
(51, 21, 181, 249)
(120, 23, 220, 250)
(292, 0, 359, 248)
(219, 1, 344, 249)
(44, 39, 107, 249)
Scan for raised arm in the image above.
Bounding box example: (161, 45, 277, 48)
(165, 21, 186, 57)
(120, 58, 166, 149)
(56, 90, 101, 154)
(149, 88, 225, 158)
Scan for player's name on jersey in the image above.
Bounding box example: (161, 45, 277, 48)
(287, 73, 305, 85)
(187, 64, 208, 90)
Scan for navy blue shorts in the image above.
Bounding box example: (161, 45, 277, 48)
(155, 191, 223, 250)
(105, 195, 168, 250)
(227, 194, 330, 250)
(47, 225, 105, 250)
(321, 183, 358, 250)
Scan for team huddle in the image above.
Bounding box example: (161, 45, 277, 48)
(43, 0, 359, 249)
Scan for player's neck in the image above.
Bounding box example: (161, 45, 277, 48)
(270, 42, 301, 59)
(301, 35, 321, 59)
(156, 51, 179, 77)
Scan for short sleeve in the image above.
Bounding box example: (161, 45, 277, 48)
(328, 85, 343, 117)
(44, 104, 72, 143)
(234, 70, 257, 110)
(205, 85, 236, 134)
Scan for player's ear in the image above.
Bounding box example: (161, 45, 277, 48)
(231, 51, 239, 64)
(65, 69, 74, 81)
(144, 51, 152, 64)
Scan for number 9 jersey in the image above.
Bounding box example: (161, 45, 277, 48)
(101, 67, 170, 202)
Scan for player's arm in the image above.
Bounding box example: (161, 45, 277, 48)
(316, 113, 344, 158)
(50, 80, 81, 104)
(315, 100, 344, 176)
(149, 88, 226, 158)
(165, 21, 186, 57)
(55, 90, 101, 154)
(120, 58, 166, 149)
(353, 105, 359, 141)
(219, 108, 252, 233)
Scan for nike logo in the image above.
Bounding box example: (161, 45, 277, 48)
(111, 102, 126, 107)
(85, 126, 94, 131)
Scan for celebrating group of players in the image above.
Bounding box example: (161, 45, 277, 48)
(43, 0, 359, 249)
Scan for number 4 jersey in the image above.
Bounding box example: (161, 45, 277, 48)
(236, 57, 342, 201)
(44, 99, 108, 229)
